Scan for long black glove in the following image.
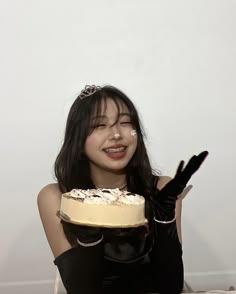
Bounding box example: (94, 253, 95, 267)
(151, 150, 208, 221)
(149, 151, 208, 294)
(54, 241, 104, 294)
(55, 221, 104, 294)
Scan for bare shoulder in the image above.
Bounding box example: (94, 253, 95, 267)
(37, 183, 72, 258)
(38, 183, 61, 202)
(156, 175, 172, 190)
(37, 183, 61, 207)
(37, 183, 62, 220)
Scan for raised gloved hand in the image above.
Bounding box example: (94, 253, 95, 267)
(151, 151, 208, 222)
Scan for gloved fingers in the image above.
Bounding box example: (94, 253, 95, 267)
(182, 150, 208, 178)
(175, 160, 185, 177)
(197, 150, 209, 163)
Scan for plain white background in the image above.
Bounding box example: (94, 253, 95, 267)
(0, 0, 235, 293)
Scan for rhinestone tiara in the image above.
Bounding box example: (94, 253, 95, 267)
(79, 85, 101, 99)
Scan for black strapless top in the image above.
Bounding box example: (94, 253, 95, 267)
(103, 225, 153, 262)
(101, 191, 156, 293)
(102, 226, 155, 293)
(102, 221, 155, 292)
(103, 193, 155, 263)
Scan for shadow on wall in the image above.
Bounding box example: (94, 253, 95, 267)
(182, 217, 235, 291)
(0, 216, 55, 294)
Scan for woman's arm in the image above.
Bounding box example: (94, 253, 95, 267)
(157, 176, 183, 243)
(37, 184, 72, 257)
(149, 151, 208, 293)
(37, 184, 104, 294)
(150, 176, 184, 294)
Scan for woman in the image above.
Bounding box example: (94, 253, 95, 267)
(37, 85, 208, 293)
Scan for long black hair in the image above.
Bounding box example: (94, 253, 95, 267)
(54, 85, 159, 245)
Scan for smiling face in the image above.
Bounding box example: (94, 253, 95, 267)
(84, 98, 137, 177)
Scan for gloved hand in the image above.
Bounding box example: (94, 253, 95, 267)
(151, 151, 208, 221)
(76, 225, 103, 244)
(65, 222, 103, 244)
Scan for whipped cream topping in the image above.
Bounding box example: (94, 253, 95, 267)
(66, 188, 144, 205)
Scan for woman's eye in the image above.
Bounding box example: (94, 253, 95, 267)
(120, 121, 132, 125)
(95, 124, 106, 128)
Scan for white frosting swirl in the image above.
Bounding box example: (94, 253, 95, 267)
(67, 188, 144, 205)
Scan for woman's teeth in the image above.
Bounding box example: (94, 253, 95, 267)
(104, 147, 126, 153)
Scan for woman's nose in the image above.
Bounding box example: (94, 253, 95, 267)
(108, 126, 122, 140)
(108, 132, 122, 140)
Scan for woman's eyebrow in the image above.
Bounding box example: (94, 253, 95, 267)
(91, 115, 106, 121)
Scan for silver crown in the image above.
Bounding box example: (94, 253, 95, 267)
(79, 85, 101, 99)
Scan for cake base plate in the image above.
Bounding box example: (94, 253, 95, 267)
(57, 210, 148, 228)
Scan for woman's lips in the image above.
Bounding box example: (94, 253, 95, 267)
(103, 146, 127, 159)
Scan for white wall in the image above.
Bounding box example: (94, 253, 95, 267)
(0, 0, 235, 292)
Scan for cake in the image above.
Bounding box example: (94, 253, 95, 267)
(57, 188, 148, 228)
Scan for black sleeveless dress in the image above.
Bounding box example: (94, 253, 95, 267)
(101, 199, 157, 293)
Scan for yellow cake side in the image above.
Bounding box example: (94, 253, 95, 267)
(59, 195, 147, 228)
